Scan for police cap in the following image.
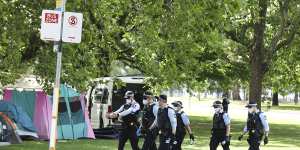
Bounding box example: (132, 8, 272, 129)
(171, 101, 183, 108)
(245, 102, 257, 108)
(159, 94, 167, 101)
(144, 91, 153, 96)
(124, 91, 134, 98)
(212, 100, 223, 108)
(143, 91, 153, 99)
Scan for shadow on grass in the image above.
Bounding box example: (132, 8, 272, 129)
(1, 116, 299, 150)
(187, 116, 300, 149)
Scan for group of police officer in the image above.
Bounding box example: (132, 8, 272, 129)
(107, 91, 270, 150)
(210, 100, 269, 150)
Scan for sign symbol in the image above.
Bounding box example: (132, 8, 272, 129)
(68, 16, 78, 26)
(45, 13, 59, 23)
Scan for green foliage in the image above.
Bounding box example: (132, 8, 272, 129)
(222, 0, 300, 103)
(0, 0, 298, 95)
(265, 45, 300, 94)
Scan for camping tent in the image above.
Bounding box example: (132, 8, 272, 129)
(0, 101, 38, 139)
(56, 85, 95, 139)
(3, 84, 95, 140)
(0, 112, 22, 144)
(3, 89, 51, 139)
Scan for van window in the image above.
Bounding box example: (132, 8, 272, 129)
(94, 88, 109, 104)
(102, 88, 109, 104)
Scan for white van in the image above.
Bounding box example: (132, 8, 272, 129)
(86, 76, 148, 129)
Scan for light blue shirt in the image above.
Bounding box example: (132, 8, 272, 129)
(223, 113, 231, 126)
(179, 112, 190, 126)
(114, 100, 140, 117)
(168, 107, 177, 131)
(259, 112, 269, 132)
(152, 102, 159, 118)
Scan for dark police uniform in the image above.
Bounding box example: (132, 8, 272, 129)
(222, 98, 230, 113)
(141, 102, 159, 150)
(115, 101, 140, 150)
(157, 106, 177, 150)
(172, 111, 189, 150)
(243, 112, 269, 150)
(210, 112, 230, 150)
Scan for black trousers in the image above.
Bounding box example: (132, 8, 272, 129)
(247, 133, 263, 150)
(118, 126, 139, 150)
(172, 131, 186, 150)
(158, 134, 172, 150)
(209, 134, 230, 150)
(142, 128, 158, 150)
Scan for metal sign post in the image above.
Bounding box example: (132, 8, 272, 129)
(49, 0, 66, 150)
(40, 1, 82, 149)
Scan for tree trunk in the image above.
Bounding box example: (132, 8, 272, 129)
(248, 0, 268, 110)
(170, 88, 174, 97)
(272, 92, 279, 106)
(295, 92, 299, 104)
(249, 63, 264, 109)
(204, 92, 208, 98)
(232, 84, 241, 101)
(244, 88, 248, 101)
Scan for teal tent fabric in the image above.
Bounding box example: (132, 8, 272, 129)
(60, 85, 80, 98)
(11, 90, 36, 119)
(57, 84, 88, 139)
(3, 86, 95, 140)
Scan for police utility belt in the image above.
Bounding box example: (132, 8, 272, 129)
(248, 129, 264, 136)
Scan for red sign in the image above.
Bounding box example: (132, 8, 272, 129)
(68, 16, 78, 26)
(45, 13, 59, 24)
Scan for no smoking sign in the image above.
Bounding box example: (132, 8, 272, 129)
(68, 16, 78, 26)
(62, 12, 83, 43)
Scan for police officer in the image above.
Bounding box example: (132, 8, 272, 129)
(238, 102, 269, 150)
(210, 101, 231, 150)
(107, 91, 140, 150)
(222, 97, 230, 113)
(151, 95, 177, 150)
(171, 101, 195, 150)
(141, 91, 159, 150)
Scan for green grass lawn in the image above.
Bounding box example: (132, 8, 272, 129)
(1, 116, 300, 150)
(261, 103, 300, 111)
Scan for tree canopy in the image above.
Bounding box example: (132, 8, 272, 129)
(0, 0, 299, 105)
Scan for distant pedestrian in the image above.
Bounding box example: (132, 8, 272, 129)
(222, 97, 230, 113)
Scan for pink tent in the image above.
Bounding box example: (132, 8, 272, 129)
(3, 89, 51, 139)
(34, 91, 52, 139)
(3, 89, 95, 140)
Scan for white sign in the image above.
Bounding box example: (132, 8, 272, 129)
(62, 12, 83, 43)
(40, 10, 62, 41)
